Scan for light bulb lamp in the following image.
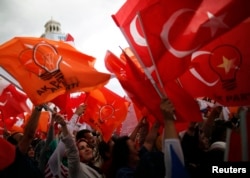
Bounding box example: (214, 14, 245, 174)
(208, 44, 242, 90)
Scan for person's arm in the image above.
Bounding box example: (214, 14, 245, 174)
(46, 113, 68, 177)
(46, 106, 86, 177)
(54, 113, 81, 178)
(45, 111, 56, 145)
(68, 104, 87, 133)
(160, 99, 186, 178)
(160, 98, 178, 139)
(129, 117, 145, 141)
(202, 106, 222, 139)
(142, 120, 160, 151)
(53, 113, 68, 136)
(38, 114, 55, 172)
(18, 105, 42, 154)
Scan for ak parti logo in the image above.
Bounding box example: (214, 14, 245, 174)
(208, 44, 242, 90)
(19, 41, 62, 76)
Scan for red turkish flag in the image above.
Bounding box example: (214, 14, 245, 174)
(50, 92, 86, 119)
(80, 87, 130, 142)
(105, 49, 163, 121)
(0, 78, 31, 120)
(105, 49, 202, 124)
(50, 93, 71, 115)
(112, 0, 158, 67)
(113, 0, 250, 84)
(138, 0, 250, 82)
(178, 18, 250, 106)
(65, 33, 74, 42)
(0, 117, 18, 133)
(51, 92, 88, 123)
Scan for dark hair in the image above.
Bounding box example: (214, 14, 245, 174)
(7, 132, 21, 145)
(75, 129, 92, 141)
(110, 136, 130, 177)
(98, 138, 114, 161)
(76, 138, 89, 147)
(211, 120, 227, 143)
(98, 141, 110, 161)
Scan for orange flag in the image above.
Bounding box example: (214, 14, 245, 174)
(0, 37, 111, 105)
(80, 87, 130, 142)
(37, 111, 50, 134)
(23, 110, 50, 134)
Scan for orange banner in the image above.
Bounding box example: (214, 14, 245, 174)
(0, 37, 110, 105)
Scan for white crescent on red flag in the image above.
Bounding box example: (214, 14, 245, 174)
(178, 18, 250, 106)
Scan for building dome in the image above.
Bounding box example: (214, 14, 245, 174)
(41, 18, 65, 41)
(41, 18, 74, 44)
(44, 19, 61, 33)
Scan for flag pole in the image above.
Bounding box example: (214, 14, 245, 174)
(119, 30, 166, 99)
(119, 45, 165, 99)
(239, 107, 248, 161)
(137, 12, 167, 97)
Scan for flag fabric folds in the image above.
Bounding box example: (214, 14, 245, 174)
(104, 49, 202, 124)
(113, 0, 250, 82)
(0, 37, 111, 105)
(50, 88, 129, 142)
(178, 18, 250, 106)
(79, 87, 130, 142)
(113, 0, 250, 107)
(105, 49, 164, 123)
(138, 0, 250, 81)
(0, 77, 31, 120)
(112, 0, 158, 67)
(164, 139, 189, 178)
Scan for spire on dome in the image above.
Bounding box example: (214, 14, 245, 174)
(40, 18, 74, 45)
(44, 17, 62, 33)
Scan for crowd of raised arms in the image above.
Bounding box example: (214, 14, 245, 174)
(0, 98, 247, 178)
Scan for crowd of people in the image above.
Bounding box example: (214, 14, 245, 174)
(0, 98, 247, 178)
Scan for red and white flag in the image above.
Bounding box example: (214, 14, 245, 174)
(178, 18, 250, 106)
(138, 0, 250, 82)
(113, 0, 250, 84)
(105, 49, 202, 124)
(0, 77, 31, 119)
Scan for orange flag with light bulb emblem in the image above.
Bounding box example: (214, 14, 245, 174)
(0, 37, 111, 105)
(79, 87, 130, 142)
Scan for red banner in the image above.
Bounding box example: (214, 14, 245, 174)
(178, 18, 250, 106)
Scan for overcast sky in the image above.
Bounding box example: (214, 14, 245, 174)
(0, 0, 128, 96)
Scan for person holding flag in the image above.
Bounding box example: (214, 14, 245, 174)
(0, 105, 44, 178)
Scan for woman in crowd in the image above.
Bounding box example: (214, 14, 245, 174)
(109, 98, 180, 178)
(53, 112, 105, 178)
